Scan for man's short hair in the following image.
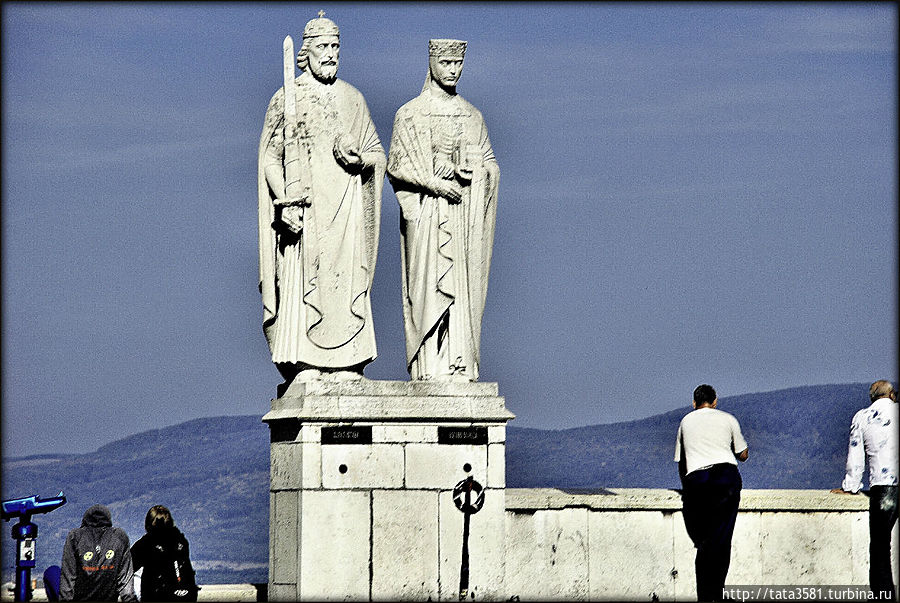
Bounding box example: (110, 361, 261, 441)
(869, 380, 895, 402)
(693, 384, 717, 406)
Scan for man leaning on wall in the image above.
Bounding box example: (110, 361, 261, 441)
(675, 384, 749, 602)
(832, 379, 899, 602)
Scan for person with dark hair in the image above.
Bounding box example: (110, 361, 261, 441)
(59, 504, 136, 601)
(130, 506, 198, 602)
(832, 380, 898, 602)
(674, 384, 749, 602)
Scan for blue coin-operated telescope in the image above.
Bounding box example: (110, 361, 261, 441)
(2, 493, 66, 602)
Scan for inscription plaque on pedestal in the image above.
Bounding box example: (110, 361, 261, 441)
(438, 426, 488, 445)
(322, 425, 373, 445)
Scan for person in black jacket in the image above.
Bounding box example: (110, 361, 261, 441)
(130, 506, 198, 602)
(60, 504, 136, 601)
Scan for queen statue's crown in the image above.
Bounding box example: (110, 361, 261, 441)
(429, 39, 466, 58)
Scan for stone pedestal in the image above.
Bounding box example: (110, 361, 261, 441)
(262, 380, 514, 601)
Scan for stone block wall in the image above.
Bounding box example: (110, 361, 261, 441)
(504, 488, 898, 602)
(264, 381, 513, 601)
(265, 383, 897, 601)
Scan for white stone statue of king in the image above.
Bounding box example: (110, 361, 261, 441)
(388, 39, 500, 382)
(257, 14, 386, 389)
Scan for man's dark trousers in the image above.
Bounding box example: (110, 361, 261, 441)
(681, 463, 742, 602)
(870, 485, 898, 602)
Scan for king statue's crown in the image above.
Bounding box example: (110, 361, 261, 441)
(304, 11, 339, 39)
(429, 39, 467, 58)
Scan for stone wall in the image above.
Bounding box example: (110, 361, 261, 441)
(17, 489, 885, 601)
(504, 488, 898, 602)
(264, 383, 898, 602)
(264, 381, 512, 601)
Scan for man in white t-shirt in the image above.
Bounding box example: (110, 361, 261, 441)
(674, 384, 749, 602)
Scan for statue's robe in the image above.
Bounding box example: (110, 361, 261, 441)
(387, 87, 499, 380)
(258, 71, 385, 368)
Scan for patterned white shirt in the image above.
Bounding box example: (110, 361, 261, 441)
(841, 397, 898, 493)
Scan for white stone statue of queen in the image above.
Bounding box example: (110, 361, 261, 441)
(257, 14, 386, 386)
(387, 39, 499, 382)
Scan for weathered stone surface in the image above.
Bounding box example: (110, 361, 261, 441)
(487, 425, 505, 443)
(267, 494, 275, 587)
(505, 508, 590, 600)
(505, 488, 871, 511)
(371, 490, 440, 600)
(321, 443, 404, 489)
(269, 442, 301, 491)
(589, 511, 674, 601)
(728, 511, 763, 586)
(270, 491, 298, 585)
(505, 488, 668, 511)
(282, 379, 499, 398)
(760, 512, 855, 583)
(299, 490, 370, 601)
(405, 443, 486, 489)
(266, 394, 511, 422)
(194, 584, 259, 601)
(438, 488, 505, 601)
(671, 509, 696, 601)
(738, 489, 871, 511)
(299, 424, 321, 442)
(371, 424, 437, 443)
(487, 443, 505, 488)
(267, 582, 297, 602)
(503, 490, 886, 600)
(300, 442, 321, 488)
(265, 382, 512, 428)
(848, 512, 897, 588)
(265, 380, 513, 600)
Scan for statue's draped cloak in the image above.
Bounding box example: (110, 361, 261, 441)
(387, 89, 499, 378)
(258, 72, 385, 368)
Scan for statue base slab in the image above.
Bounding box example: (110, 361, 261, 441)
(262, 379, 514, 601)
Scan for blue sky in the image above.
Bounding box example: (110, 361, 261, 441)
(2, 2, 896, 458)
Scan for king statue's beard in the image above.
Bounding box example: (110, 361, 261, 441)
(311, 62, 338, 83)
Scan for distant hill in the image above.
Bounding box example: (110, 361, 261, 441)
(0, 383, 873, 585)
(507, 382, 868, 490)
(1, 416, 270, 586)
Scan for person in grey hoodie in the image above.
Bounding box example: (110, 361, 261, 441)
(60, 504, 136, 601)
